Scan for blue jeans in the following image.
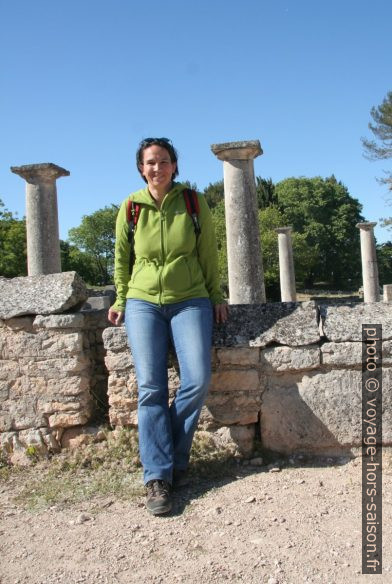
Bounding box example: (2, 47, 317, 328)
(124, 297, 213, 485)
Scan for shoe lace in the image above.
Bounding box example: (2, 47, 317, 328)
(147, 480, 170, 497)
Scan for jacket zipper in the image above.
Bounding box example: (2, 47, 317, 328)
(158, 208, 166, 305)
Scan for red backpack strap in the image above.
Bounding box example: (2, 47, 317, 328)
(127, 199, 141, 243)
(126, 198, 141, 273)
(183, 189, 201, 237)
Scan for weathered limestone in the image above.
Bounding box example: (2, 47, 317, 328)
(384, 284, 392, 302)
(0, 292, 111, 455)
(320, 302, 392, 341)
(10, 163, 69, 276)
(356, 222, 380, 302)
(2, 297, 392, 459)
(211, 140, 265, 303)
(275, 227, 296, 302)
(213, 302, 320, 347)
(102, 301, 392, 457)
(0, 272, 88, 319)
(260, 345, 320, 372)
(210, 425, 255, 457)
(321, 342, 362, 367)
(260, 370, 363, 455)
(0, 315, 92, 449)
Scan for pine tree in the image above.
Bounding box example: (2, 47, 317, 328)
(362, 91, 392, 190)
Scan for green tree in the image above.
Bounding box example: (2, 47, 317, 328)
(258, 206, 316, 299)
(0, 199, 27, 277)
(256, 177, 278, 209)
(210, 200, 228, 296)
(376, 241, 392, 285)
(275, 176, 364, 288)
(362, 91, 392, 230)
(60, 241, 101, 285)
(362, 91, 392, 190)
(68, 205, 118, 286)
(203, 180, 224, 209)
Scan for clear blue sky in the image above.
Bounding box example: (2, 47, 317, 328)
(1, 0, 391, 243)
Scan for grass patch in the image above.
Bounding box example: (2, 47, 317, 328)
(189, 431, 238, 480)
(8, 427, 238, 511)
(12, 428, 143, 511)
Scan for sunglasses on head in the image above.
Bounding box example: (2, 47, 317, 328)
(140, 137, 172, 146)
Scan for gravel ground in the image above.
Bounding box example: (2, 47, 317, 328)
(1, 456, 391, 584)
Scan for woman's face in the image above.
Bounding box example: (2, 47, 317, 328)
(139, 145, 177, 193)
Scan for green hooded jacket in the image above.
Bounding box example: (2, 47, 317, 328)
(111, 182, 223, 311)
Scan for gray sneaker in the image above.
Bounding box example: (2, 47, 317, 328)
(145, 480, 172, 515)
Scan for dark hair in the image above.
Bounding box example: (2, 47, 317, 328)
(136, 137, 179, 183)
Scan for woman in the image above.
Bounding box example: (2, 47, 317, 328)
(108, 137, 228, 515)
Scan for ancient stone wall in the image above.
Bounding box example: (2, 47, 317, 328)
(0, 310, 109, 459)
(103, 302, 392, 457)
(1, 280, 391, 460)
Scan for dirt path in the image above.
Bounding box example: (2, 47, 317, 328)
(1, 456, 391, 584)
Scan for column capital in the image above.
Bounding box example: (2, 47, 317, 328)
(211, 140, 263, 161)
(356, 221, 377, 231)
(275, 226, 293, 235)
(11, 163, 70, 183)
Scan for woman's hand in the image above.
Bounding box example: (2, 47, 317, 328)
(214, 303, 229, 324)
(108, 308, 124, 326)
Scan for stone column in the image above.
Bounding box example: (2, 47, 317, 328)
(11, 163, 70, 276)
(356, 222, 380, 302)
(275, 227, 296, 302)
(211, 140, 265, 303)
(384, 284, 392, 302)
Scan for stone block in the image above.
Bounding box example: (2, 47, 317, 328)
(0, 330, 41, 359)
(0, 360, 20, 381)
(261, 345, 320, 371)
(108, 394, 135, 409)
(8, 396, 46, 430)
(61, 425, 105, 449)
(0, 431, 16, 454)
(104, 352, 133, 371)
(48, 411, 91, 429)
(321, 342, 362, 367)
(40, 332, 84, 356)
(217, 347, 260, 366)
(39, 393, 91, 415)
(102, 326, 129, 352)
(109, 408, 138, 427)
(383, 341, 392, 365)
(46, 375, 90, 396)
(19, 356, 90, 378)
(17, 428, 48, 455)
(204, 391, 261, 425)
(107, 371, 138, 394)
(0, 272, 88, 319)
(0, 412, 13, 432)
(0, 379, 10, 401)
(260, 369, 392, 454)
(321, 303, 392, 341)
(210, 425, 255, 457)
(384, 284, 392, 302)
(209, 370, 259, 392)
(33, 314, 85, 329)
(213, 302, 320, 348)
